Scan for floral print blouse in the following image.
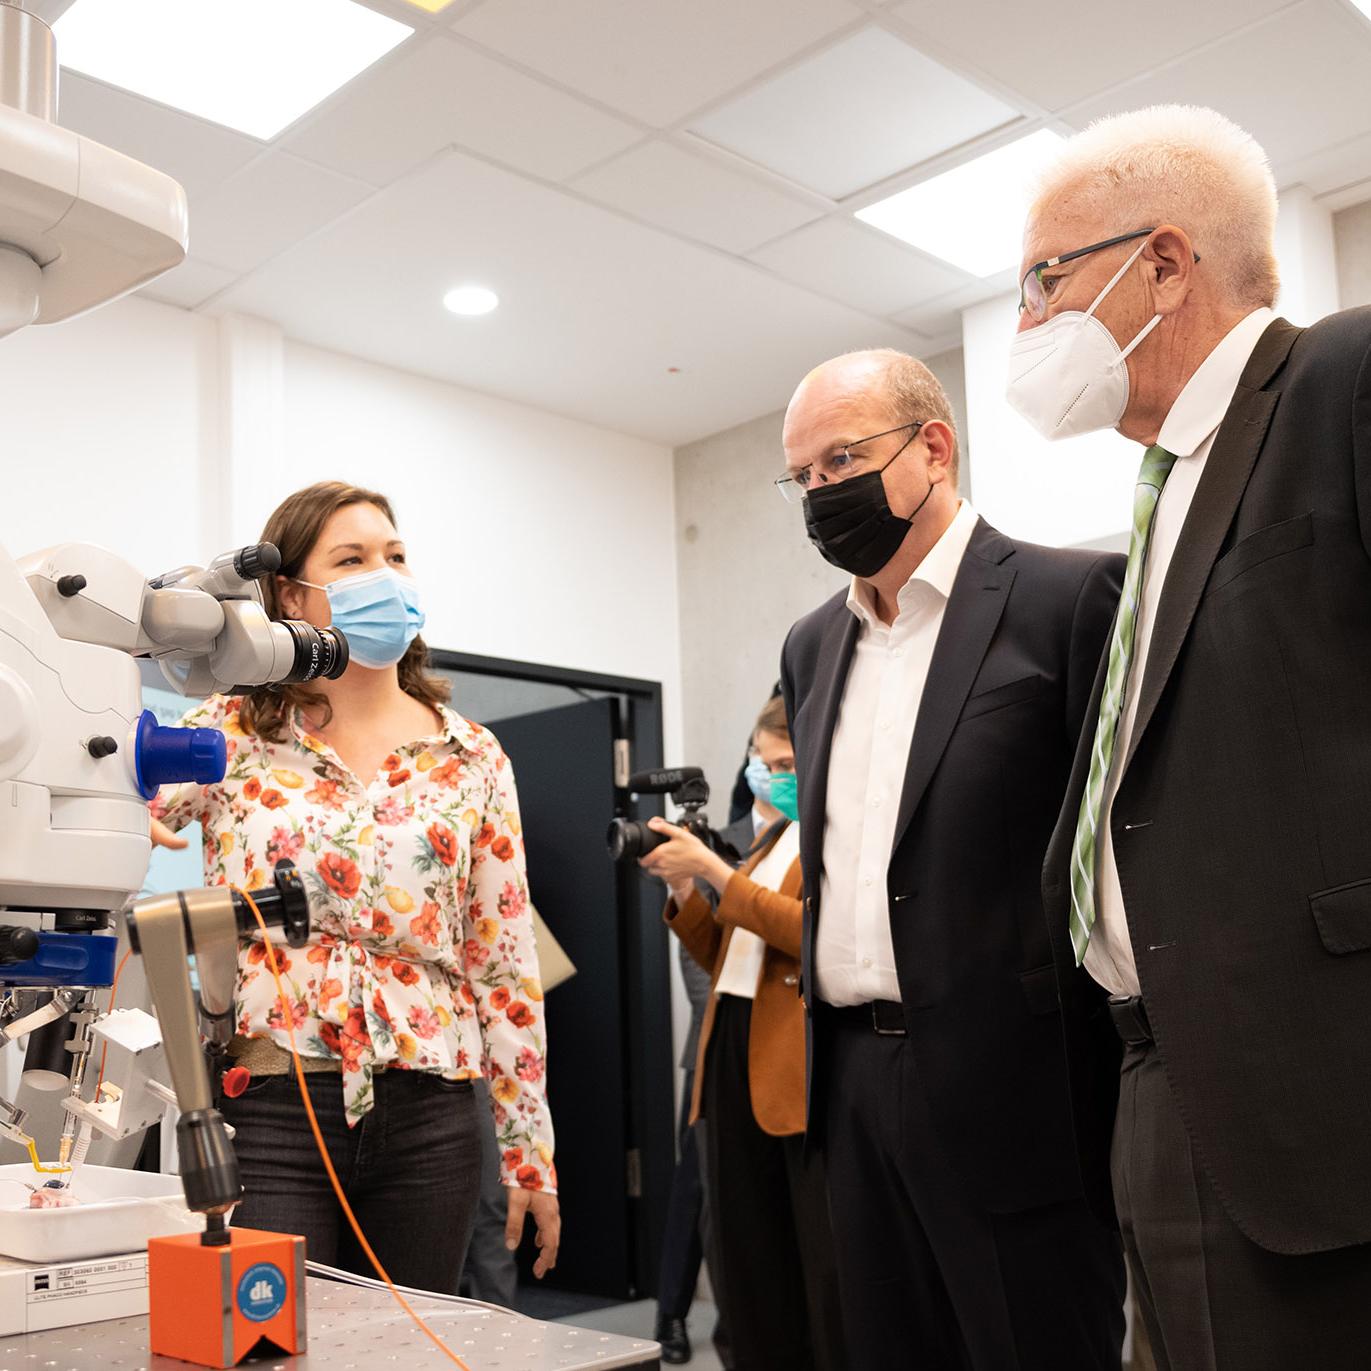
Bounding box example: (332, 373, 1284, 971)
(152, 694, 555, 1192)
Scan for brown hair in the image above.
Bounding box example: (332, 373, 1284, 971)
(754, 694, 789, 742)
(239, 481, 450, 742)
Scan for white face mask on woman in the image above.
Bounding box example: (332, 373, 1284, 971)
(1005, 240, 1163, 441)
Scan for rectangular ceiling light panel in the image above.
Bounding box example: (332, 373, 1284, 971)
(55, 0, 413, 141)
(855, 128, 1064, 277)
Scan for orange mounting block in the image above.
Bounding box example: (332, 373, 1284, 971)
(148, 1228, 307, 1367)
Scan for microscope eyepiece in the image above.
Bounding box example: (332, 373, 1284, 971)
(233, 543, 281, 581)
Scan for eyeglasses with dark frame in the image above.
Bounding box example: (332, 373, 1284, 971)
(775, 421, 924, 504)
(1018, 228, 1158, 322)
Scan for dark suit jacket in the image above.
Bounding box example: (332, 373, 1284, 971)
(781, 516, 1123, 1215)
(1043, 308, 1371, 1256)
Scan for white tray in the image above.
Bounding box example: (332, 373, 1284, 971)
(0, 1163, 203, 1263)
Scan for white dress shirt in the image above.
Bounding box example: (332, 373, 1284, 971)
(715, 821, 801, 999)
(1086, 307, 1275, 997)
(816, 500, 980, 1006)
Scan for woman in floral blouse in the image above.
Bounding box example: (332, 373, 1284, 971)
(152, 480, 558, 1290)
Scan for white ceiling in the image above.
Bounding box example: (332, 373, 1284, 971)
(27, 0, 1371, 445)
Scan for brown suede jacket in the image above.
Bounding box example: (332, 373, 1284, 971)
(665, 823, 805, 1137)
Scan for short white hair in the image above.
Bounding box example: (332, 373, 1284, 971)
(1030, 105, 1279, 309)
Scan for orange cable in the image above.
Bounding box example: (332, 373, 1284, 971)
(95, 947, 133, 1094)
(232, 887, 474, 1371)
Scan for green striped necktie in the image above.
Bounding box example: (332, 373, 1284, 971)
(1068, 444, 1180, 965)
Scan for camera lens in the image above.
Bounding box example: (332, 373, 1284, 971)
(278, 620, 349, 683)
(606, 818, 666, 862)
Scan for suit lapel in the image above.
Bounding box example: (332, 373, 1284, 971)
(1122, 319, 1301, 772)
(797, 607, 861, 889)
(891, 520, 1015, 854)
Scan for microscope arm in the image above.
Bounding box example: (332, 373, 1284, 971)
(125, 862, 311, 1239)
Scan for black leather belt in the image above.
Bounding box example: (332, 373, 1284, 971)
(1108, 994, 1154, 1046)
(827, 999, 907, 1037)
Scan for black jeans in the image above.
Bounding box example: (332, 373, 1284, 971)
(220, 1068, 483, 1292)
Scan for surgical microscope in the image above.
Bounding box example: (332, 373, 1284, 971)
(0, 536, 348, 1232)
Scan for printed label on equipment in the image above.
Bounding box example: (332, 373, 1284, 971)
(236, 1261, 287, 1323)
(27, 1255, 147, 1303)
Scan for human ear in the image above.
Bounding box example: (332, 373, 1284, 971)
(1142, 226, 1196, 315)
(921, 420, 957, 483)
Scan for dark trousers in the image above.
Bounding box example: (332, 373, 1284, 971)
(1115, 1035, 1371, 1370)
(701, 995, 845, 1371)
(821, 1015, 1125, 1371)
(220, 1068, 482, 1292)
(658, 1070, 734, 1364)
(459, 1077, 519, 1307)
(657, 1069, 705, 1319)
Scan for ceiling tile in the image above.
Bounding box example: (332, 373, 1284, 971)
(892, 280, 1002, 336)
(188, 153, 373, 274)
(209, 148, 922, 445)
(284, 32, 639, 186)
(1060, 4, 1371, 174)
(139, 257, 239, 310)
(570, 139, 824, 254)
(57, 72, 261, 200)
(749, 217, 970, 316)
(889, 0, 1293, 113)
(452, 0, 859, 128)
(690, 26, 1019, 199)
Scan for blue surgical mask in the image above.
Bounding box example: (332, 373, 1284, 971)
(769, 772, 799, 823)
(298, 567, 424, 669)
(745, 755, 771, 803)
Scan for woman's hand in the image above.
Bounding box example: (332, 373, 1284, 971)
(151, 818, 187, 851)
(505, 1187, 560, 1279)
(638, 819, 735, 897)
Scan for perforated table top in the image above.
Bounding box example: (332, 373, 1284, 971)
(0, 1277, 660, 1370)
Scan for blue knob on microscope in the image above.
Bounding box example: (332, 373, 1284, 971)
(133, 710, 228, 799)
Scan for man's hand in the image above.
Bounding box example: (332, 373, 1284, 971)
(505, 1186, 560, 1280)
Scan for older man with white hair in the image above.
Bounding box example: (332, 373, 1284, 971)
(1015, 105, 1371, 1368)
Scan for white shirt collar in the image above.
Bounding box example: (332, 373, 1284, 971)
(1156, 307, 1275, 458)
(846, 499, 980, 626)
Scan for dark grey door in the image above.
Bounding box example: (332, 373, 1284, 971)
(492, 697, 666, 1298)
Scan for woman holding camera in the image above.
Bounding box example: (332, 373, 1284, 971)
(152, 480, 558, 1292)
(640, 696, 844, 1371)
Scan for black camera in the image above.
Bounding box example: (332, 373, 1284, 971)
(607, 767, 738, 863)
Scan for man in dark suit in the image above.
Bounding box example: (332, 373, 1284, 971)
(779, 347, 1126, 1368)
(1015, 105, 1371, 1369)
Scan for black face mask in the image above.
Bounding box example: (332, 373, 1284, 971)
(804, 460, 935, 577)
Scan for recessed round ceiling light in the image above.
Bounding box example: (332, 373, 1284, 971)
(443, 285, 499, 317)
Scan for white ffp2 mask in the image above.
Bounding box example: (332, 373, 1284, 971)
(1005, 241, 1162, 440)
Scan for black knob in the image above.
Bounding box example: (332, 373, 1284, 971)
(234, 543, 281, 581)
(0, 926, 40, 965)
(56, 574, 87, 597)
(86, 736, 119, 759)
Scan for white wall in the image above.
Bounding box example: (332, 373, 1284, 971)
(0, 301, 681, 749)
(1335, 197, 1371, 309)
(0, 297, 221, 572)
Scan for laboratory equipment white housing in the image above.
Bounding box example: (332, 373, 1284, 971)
(0, 2, 186, 338)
